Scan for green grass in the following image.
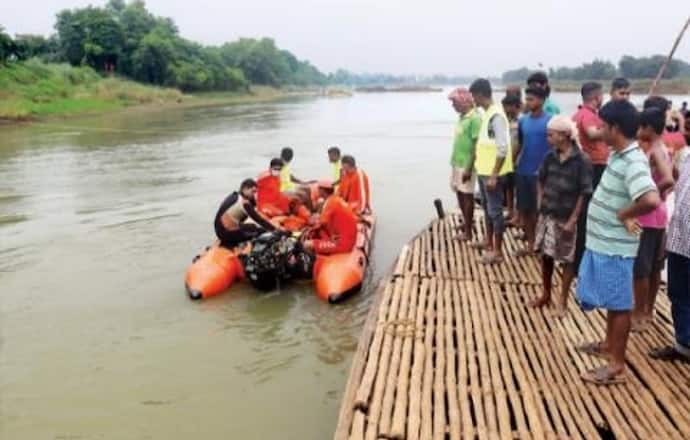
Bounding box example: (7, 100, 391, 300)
(0, 59, 183, 120)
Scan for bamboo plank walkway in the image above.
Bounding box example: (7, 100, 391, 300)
(335, 213, 690, 440)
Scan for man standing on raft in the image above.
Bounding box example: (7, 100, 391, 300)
(447, 87, 481, 242)
(469, 78, 514, 265)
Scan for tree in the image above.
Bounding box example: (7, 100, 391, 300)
(618, 55, 686, 79)
(220, 38, 293, 86)
(584, 59, 617, 79)
(0, 26, 15, 63)
(130, 27, 174, 84)
(548, 59, 616, 81)
(117, 0, 157, 76)
(55, 7, 125, 71)
(42, 1, 327, 91)
(106, 0, 126, 16)
(502, 67, 531, 84)
(13, 34, 51, 60)
(55, 10, 86, 65)
(81, 8, 124, 71)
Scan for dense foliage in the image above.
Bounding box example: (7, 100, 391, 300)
(502, 56, 690, 83)
(1, 26, 17, 61)
(0, 58, 182, 119)
(1, 0, 328, 92)
(618, 55, 690, 79)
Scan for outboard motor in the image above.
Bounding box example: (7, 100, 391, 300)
(244, 231, 314, 291)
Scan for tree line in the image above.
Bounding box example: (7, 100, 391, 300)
(329, 69, 479, 86)
(502, 56, 690, 83)
(0, 0, 327, 92)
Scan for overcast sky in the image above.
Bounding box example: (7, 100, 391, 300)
(2, 0, 689, 76)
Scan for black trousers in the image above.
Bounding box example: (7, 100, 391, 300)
(216, 224, 263, 248)
(573, 164, 607, 272)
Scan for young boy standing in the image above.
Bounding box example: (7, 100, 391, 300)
(514, 87, 552, 256)
(576, 100, 661, 385)
(632, 108, 674, 332)
(502, 94, 522, 227)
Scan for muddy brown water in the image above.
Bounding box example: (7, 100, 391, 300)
(1, 90, 683, 439)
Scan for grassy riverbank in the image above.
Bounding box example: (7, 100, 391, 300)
(0, 60, 185, 120)
(0, 60, 331, 122)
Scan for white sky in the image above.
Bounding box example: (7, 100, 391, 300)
(2, 0, 689, 76)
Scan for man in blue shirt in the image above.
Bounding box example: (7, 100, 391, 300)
(514, 86, 552, 255)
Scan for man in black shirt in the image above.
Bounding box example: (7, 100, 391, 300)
(214, 179, 277, 248)
(531, 116, 593, 316)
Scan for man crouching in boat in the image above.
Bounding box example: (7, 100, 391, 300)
(303, 181, 358, 255)
(257, 158, 311, 221)
(214, 179, 278, 248)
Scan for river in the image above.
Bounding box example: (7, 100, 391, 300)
(0, 89, 685, 439)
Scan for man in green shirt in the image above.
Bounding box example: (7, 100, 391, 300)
(448, 87, 481, 241)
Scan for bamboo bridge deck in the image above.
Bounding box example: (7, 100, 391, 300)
(334, 214, 690, 440)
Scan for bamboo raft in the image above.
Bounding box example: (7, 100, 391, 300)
(335, 213, 690, 439)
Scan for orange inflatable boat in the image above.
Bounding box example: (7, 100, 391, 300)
(184, 211, 306, 301)
(185, 244, 247, 300)
(313, 214, 375, 303)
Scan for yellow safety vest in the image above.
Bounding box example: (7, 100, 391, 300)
(475, 104, 513, 176)
(332, 160, 342, 182)
(280, 162, 295, 191)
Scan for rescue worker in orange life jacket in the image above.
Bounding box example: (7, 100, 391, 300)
(214, 179, 278, 248)
(303, 181, 358, 255)
(336, 154, 371, 214)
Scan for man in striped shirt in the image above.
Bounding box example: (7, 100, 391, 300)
(576, 101, 661, 385)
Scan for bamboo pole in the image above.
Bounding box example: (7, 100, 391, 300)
(443, 280, 461, 439)
(419, 277, 437, 440)
(362, 278, 405, 440)
(335, 276, 392, 440)
(378, 276, 413, 436)
(394, 244, 410, 277)
(353, 282, 396, 410)
(404, 278, 430, 440)
(650, 16, 690, 95)
(432, 278, 447, 440)
(348, 411, 366, 440)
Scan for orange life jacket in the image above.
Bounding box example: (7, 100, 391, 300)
(336, 168, 370, 213)
(313, 195, 358, 254)
(256, 170, 290, 216)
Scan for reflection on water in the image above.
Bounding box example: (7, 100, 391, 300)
(3, 90, 683, 439)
